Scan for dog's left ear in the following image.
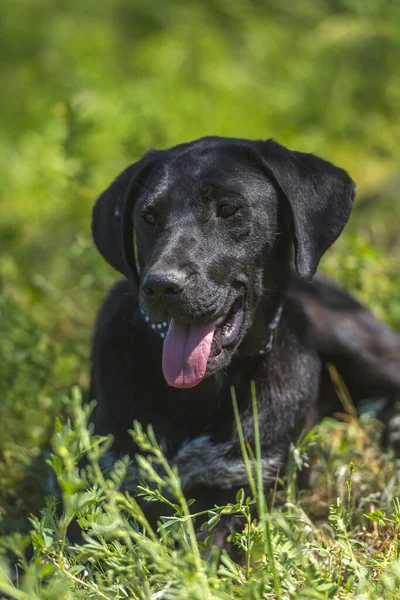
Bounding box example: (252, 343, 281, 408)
(257, 139, 355, 280)
(92, 152, 156, 281)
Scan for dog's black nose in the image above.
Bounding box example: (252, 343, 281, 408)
(142, 272, 185, 299)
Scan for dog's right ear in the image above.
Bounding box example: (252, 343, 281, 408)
(256, 140, 355, 280)
(92, 153, 155, 281)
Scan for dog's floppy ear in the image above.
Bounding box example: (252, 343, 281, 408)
(257, 139, 355, 280)
(92, 153, 155, 280)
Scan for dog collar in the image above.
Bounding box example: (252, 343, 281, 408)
(258, 304, 283, 355)
(140, 308, 169, 339)
(139, 304, 283, 353)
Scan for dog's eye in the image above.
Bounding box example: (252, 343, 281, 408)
(143, 212, 156, 225)
(217, 203, 239, 218)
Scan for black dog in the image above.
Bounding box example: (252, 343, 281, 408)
(91, 136, 400, 545)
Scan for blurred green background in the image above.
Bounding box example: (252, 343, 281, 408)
(1, 0, 399, 532)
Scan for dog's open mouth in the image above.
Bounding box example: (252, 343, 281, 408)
(210, 297, 244, 358)
(162, 297, 244, 389)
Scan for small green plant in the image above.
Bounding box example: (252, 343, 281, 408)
(1, 389, 400, 599)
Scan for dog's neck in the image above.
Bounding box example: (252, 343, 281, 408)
(237, 300, 283, 358)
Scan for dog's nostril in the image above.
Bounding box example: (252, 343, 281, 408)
(164, 285, 182, 296)
(143, 285, 155, 297)
(142, 272, 185, 300)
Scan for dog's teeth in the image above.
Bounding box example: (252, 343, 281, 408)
(145, 316, 150, 322)
(162, 321, 168, 327)
(151, 324, 156, 330)
(157, 324, 162, 329)
(160, 332, 166, 339)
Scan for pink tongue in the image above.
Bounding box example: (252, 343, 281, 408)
(162, 318, 216, 388)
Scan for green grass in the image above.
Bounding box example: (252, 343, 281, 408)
(3, 391, 400, 599)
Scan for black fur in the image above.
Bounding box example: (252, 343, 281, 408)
(91, 136, 400, 547)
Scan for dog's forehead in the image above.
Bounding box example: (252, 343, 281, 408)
(150, 138, 273, 198)
(166, 139, 253, 177)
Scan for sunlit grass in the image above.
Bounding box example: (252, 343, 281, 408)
(1, 389, 400, 599)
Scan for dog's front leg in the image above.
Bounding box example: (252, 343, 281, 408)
(171, 433, 286, 555)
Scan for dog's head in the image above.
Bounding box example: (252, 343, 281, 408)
(93, 137, 355, 389)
